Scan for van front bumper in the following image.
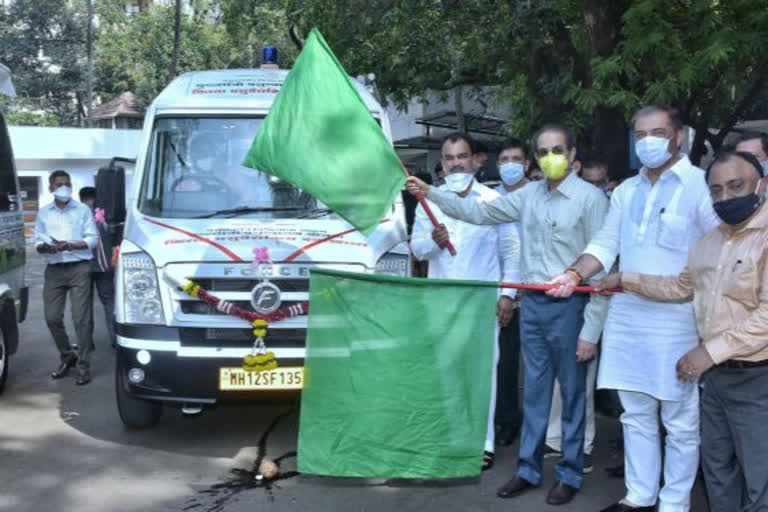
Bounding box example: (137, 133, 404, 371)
(116, 324, 304, 403)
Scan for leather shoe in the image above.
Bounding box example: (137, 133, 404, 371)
(546, 481, 577, 506)
(605, 463, 625, 478)
(75, 369, 91, 386)
(496, 475, 534, 498)
(495, 424, 519, 446)
(599, 502, 656, 512)
(51, 357, 76, 379)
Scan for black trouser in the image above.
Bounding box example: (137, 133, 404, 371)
(43, 260, 94, 370)
(495, 309, 521, 428)
(701, 364, 768, 511)
(92, 271, 116, 347)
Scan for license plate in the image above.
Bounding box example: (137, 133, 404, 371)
(219, 367, 303, 391)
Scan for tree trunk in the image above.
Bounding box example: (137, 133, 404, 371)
(581, 0, 633, 177)
(86, 0, 94, 124)
(455, 86, 466, 132)
(170, 0, 182, 77)
(590, 106, 630, 178)
(689, 124, 710, 166)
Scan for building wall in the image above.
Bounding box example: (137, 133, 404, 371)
(8, 127, 141, 237)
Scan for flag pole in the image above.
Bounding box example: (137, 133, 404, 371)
(398, 162, 457, 256)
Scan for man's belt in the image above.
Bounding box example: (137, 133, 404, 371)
(48, 260, 89, 267)
(719, 358, 768, 369)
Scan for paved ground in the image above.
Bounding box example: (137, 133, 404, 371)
(0, 248, 709, 511)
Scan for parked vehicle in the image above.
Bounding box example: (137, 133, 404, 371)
(112, 67, 409, 427)
(0, 63, 29, 394)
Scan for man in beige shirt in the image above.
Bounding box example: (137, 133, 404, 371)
(597, 150, 768, 511)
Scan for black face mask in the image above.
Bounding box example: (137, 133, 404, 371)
(713, 192, 762, 225)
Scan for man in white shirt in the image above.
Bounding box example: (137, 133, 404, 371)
(548, 106, 721, 512)
(34, 170, 98, 385)
(411, 132, 521, 471)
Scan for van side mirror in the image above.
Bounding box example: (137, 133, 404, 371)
(95, 164, 126, 239)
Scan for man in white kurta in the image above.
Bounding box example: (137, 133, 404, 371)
(411, 135, 520, 467)
(547, 106, 720, 512)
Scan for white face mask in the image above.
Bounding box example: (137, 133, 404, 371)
(53, 185, 72, 202)
(635, 136, 673, 169)
(444, 172, 474, 193)
(499, 162, 525, 186)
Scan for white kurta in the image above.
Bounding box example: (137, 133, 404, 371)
(584, 156, 720, 401)
(411, 180, 520, 290)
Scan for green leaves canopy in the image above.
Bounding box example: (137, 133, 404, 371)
(288, 0, 768, 170)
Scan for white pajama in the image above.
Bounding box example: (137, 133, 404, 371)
(619, 388, 700, 512)
(485, 328, 499, 452)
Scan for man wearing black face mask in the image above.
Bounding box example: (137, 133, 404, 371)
(596, 151, 768, 511)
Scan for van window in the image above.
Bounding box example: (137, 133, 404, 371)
(138, 117, 325, 219)
(0, 115, 17, 211)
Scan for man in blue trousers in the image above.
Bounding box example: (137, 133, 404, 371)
(406, 124, 609, 506)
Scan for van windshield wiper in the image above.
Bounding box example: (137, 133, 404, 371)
(192, 207, 304, 218)
(296, 208, 333, 219)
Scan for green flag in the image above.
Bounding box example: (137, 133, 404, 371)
(243, 29, 405, 236)
(298, 269, 497, 479)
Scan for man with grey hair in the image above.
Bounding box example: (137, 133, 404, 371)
(408, 124, 609, 506)
(547, 105, 721, 512)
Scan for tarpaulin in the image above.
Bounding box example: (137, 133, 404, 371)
(298, 269, 497, 478)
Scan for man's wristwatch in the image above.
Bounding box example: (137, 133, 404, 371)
(564, 267, 583, 285)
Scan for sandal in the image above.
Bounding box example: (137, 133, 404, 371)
(482, 450, 495, 471)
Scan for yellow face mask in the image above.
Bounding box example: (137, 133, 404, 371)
(539, 153, 569, 181)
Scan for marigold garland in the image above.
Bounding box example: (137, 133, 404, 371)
(175, 278, 309, 373)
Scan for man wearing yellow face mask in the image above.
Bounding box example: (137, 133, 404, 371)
(406, 124, 610, 506)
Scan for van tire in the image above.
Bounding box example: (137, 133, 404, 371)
(0, 330, 8, 395)
(115, 359, 161, 428)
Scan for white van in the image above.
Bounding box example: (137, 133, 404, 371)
(0, 64, 29, 393)
(114, 69, 409, 427)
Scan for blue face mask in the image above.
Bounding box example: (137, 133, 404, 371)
(499, 162, 525, 186)
(635, 136, 672, 169)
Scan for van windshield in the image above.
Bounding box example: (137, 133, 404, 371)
(138, 117, 328, 219)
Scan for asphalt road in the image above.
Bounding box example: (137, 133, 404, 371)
(0, 248, 709, 512)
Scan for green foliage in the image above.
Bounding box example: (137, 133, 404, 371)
(5, 111, 60, 126)
(289, 0, 768, 168)
(0, 0, 87, 125)
(1, 0, 767, 170)
(94, 0, 242, 107)
(220, 0, 298, 70)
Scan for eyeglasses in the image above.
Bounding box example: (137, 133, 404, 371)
(536, 146, 567, 158)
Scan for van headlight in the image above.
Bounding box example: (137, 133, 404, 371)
(375, 252, 410, 277)
(122, 252, 164, 324)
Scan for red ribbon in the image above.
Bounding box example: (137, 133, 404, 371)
(499, 283, 622, 295)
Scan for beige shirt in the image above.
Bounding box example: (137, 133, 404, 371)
(622, 202, 768, 364)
